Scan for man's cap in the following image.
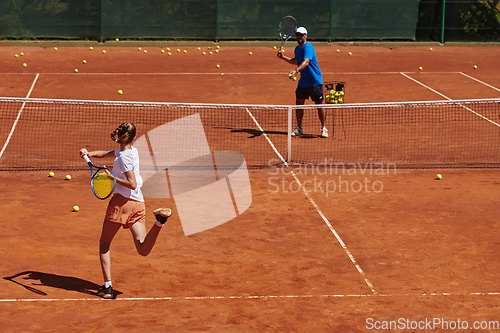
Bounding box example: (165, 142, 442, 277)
(296, 27, 308, 35)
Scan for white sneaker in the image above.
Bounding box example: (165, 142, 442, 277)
(320, 127, 328, 138)
(291, 126, 303, 136)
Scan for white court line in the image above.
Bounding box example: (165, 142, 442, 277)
(1, 291, 500, 302)
(0, 73, 39, 159)
(460, 72, 500, 93)
(400, 72, 500, 128)
(244, 108, 377, 295)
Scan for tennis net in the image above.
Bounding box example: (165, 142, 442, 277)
(0, 97, 499, 171)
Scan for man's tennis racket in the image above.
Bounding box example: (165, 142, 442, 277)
(279, 16, 297, 50)
(83, 155, 116, 200)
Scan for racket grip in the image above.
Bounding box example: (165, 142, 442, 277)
(83, 155, 91, 163)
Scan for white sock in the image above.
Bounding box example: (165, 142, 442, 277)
(105, 281, 112, 288)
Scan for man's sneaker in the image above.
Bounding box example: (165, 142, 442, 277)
(97, 285, 113, 299)
(291, 126, 303, 136)
(320, 127, 329, 138)
(154, 208, 172, 224)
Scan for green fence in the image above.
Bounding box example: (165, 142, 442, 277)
(1, 0, 419, 41)
(417, 0, 500, 42)
(1, 0, 499, 42)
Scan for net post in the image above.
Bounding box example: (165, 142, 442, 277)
(287, 106, 292, 163)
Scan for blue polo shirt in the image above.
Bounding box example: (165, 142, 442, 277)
(294, 41, 323, 88)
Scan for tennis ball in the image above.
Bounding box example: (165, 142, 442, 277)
(293, 77, 297, 81)
(336, 49, 340, 53)
(74, 69, 78, 73)
(209, 51, 212, 55)
(20, 52, 24, 56)
(82, 60, 87, 64)
(115, 38, 119, 42)
(474, 65, 477, 69)
(102, 50, 106, 54)
(161, 50, 165, 53)
(348, 52, 352, 56)
(23, 63, 27, 67)
(429, 47, 433, 51)
(166, 47, 170, 51)
(65, 175, 71, 180)
(118, 89, 123, 95)
(54, 47, 58, 51)
(249, 51, 252, 55)
(288, 73, 293, 78)
(202, 51, 206, 55)
(216, 45, 220, 49)
(168, 52, 171, 56)
(15, 54, 18, 58)
(208, 47, 211, 50)
(144, 50, 147, 53)
(197, 47, 201, 51)
(48, 172, 55, 177)
(177, 49, 180, 52)
(216, 64, 220, 68)
(419, 66, 423, 71)
(273, 46, 277, 49)
(436, 174, 442, 180)
(138, 47, 141, 51)
(90, 47, 93, 50)
(215, 50, 219, 53)
(72, 205, 80, 212)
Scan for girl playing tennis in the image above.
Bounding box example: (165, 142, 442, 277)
(79, 122, 171, 299)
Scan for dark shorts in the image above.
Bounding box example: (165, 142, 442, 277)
(295, 84, 324, 103)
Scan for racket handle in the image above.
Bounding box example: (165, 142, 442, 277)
(83, 155, 91, 164)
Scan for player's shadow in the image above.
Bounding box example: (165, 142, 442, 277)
(230, 128, 287, 138)
(3, 271, 122, 298)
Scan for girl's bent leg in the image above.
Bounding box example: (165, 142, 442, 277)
(129, 222, 161, 256)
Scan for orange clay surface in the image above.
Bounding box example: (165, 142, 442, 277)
(1, 42, 500, 332)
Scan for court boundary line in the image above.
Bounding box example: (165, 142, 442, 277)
(244, 109, 377, 295)
(460, 72, 500, 93)
(1, 291, 500, 302)
(400, 72, 500, 128)
(0, 73, 39, 160)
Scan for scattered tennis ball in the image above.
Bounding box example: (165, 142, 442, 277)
(216, 45, 220, 49)
(144, 50, 147, 54)
(184, 50, 187, 53)
(473, 65, 477, 69)
(118, 89, 123, 95)
(436, 174, 442, 180)
(216, 64, 220, 68)
(336, 49, 340, 53)
(429, 47, 433, 51)
(215, 50, 219, 53)
(138, 47, 141, 51)
(249, 51, 253, 55)
(161, 50, 165, 53)
(20, 52, 24, 56)
(208, 47, 211, 50)
(177, 49, 180, 52)
(209, 51, 213, 55)
(168, 52, 171, 56)
(419, 66, 423, 71)
(65, 175, 72, 180)
(348, 52, 352, 55)
(89, 47, 93, 50)
(102, 50, 106, 54)
(74, 69, 78, 73)
(54, 47, 58, 51)
(166, 47, 170, 51)
(115, 38, 119, 42)
(273, 46, 277, 49)
(82, 60, 87, 64)
(72, 205, 80, 212)
(197, 47, 201, 51)
(48, 172, 55, 177)
(23, 63, 27, 67)
(202, 51, 206, 55)
(15, 54, 18, 58)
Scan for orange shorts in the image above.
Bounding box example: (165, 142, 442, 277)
(105, 194, 146, 228)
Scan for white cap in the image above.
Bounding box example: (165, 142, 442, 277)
(296, 27, 308, 35)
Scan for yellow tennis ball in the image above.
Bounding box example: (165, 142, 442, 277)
(215, 50, 219, 53)
(15, 54, 18, 58)
(168, 52, 171, 56)
(419, 66, 423, 71)
(473, 65, 477, 69)
(216, 45, 220, 49)
(118, 89, 123, 95)
(89, 47, 93, 50)
(197, 47, 201, 51)
(82, 60, 87, 64)
(65, 174, 71, 180)
(293, 77, 297, 81)
(216, 64, 220, 68)
(23, 63, 27, 67)
(20, 52, 24, 56)
(72, 205, 80, 212)
(166, 47, 170, 51)
(336, 49, 340, 53)
(138, 47, 141, 51)
(177, 49, 180, 52)
(348, 52, 352, 56)
(48, 172, 55, 177)
(161, 50, 165, 53)
(54, 47, 58, 51)
(115, 38, 119, 42)
(144, 50, 147, 53)
(184, 50, 187, 53)
(436, 174, 442, 180)
(74, 69, 78, 73)
(273, 46, 277, 49)
(202, 51, 206, 55)
(249, 51, 252, 55)
(102, 50, 106, 54)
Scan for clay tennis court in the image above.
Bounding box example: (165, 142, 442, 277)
(1, 42, 500, 332)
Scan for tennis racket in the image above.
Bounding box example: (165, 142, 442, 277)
(83, 155, 116, 200)
(278, 16, 297, 50)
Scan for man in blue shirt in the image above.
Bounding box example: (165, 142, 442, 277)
(278, 26, 327, 138)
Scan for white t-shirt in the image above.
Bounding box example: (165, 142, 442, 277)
(112, 147, 144, 202)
